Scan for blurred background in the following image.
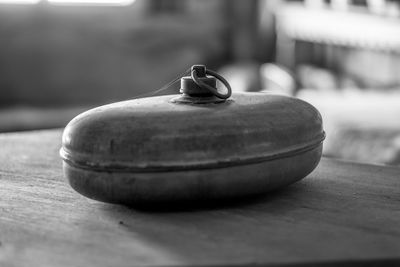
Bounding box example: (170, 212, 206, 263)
(1, 0, 400, 166)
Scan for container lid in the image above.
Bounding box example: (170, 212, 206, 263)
(61, 66, 325, 172)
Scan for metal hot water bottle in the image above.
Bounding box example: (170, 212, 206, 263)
(60, 65, 325, 206)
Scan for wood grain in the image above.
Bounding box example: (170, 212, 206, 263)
(0, 129, 399, 267)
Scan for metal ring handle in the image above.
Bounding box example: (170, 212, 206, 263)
(191, 69, 232, 99)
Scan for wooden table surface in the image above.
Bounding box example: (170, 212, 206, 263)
(1, 129, 399, 267)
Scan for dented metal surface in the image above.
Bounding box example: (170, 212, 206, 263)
(60, 67, 325, 205)
(61, 94, 325, 172)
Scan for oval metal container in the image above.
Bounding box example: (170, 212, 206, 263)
(60, 66, 325, 205)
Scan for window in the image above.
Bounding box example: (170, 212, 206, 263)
(0, 0, 135, 5)
(0, 0, 40, 4)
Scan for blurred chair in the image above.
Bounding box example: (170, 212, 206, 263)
(273, 0, 400, 166)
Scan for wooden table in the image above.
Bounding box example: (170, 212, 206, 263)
(1, 129, 399, 267)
